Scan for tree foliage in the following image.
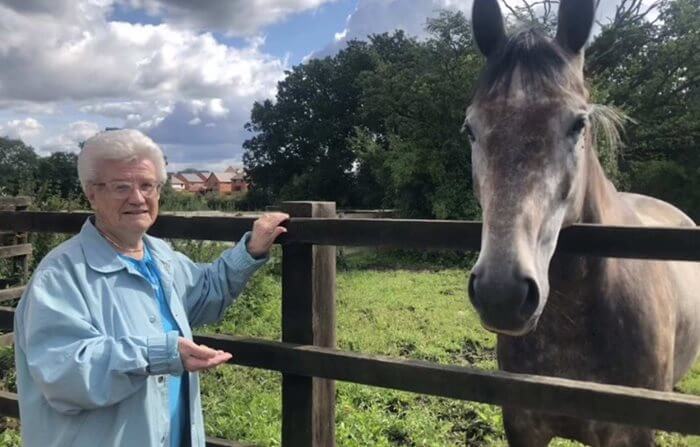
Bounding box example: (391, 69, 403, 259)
(243, 0, 699, 220)
(0, 137, 85, 205)
(0, 138, 38, 196)
(587, 0, 700, 218)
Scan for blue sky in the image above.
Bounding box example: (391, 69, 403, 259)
(0, 0, 629, 172)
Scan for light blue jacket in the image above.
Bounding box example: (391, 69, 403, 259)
(14, 217, 267, 446)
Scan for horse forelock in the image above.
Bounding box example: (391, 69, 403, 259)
(473, 28, 585, 102)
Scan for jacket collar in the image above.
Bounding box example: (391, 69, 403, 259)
(80, 216, 173, 273)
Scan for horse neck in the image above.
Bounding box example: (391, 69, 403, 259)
(549, 140, 619, 295)
(578, 139, 621, 225)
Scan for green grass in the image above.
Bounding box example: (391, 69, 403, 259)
(196, 260, 700, 446)
(199, 267, 505, 446)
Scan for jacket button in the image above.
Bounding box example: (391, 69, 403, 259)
(149, 315, 156, 323)
(157, 376, 165, 384)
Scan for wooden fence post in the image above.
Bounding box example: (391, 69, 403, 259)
(281, 201, 336, 447)
(0, 197, 31, 287)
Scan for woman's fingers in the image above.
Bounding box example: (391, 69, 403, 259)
(178, 338, 233, 372)
(185, 351, 232, 371)
(181, 339, 217, 358)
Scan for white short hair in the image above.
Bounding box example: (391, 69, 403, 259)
(78, 129, 167, 192)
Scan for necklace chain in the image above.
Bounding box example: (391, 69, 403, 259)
(95, 225, 143, 253)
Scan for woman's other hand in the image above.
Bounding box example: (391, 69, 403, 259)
(246, 212, 289, 258)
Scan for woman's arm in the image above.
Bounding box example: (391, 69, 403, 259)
(175, 232, 267, 328)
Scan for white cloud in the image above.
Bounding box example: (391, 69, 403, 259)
(315, 0, 472, 58)
(334, 28, 348, 41)
(79, 101, 147, 119)
(120, 0, 337, 36)
(0, 118, 44, 142)
(317, 0, 653, 58)
(41, 121, 101, 153)
(0, 0, 288, 157)
(0, 0, 659, 166)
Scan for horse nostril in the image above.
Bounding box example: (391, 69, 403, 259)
(519, 277, 540, 319)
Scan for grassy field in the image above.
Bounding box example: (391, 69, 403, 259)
(195, 255, 700, 447)
(1, 245, 699, 446)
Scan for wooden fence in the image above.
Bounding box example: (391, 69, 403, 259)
(0, 199, 699, 446)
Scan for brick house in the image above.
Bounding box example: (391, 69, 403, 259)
(224, 165, 249, 192)
(204, 167, 249, 195)
(175, 173, 207, 193)
(205, 172, 235, 195)
(168, 174, 186, 191)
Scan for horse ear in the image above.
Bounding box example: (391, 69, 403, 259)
(472, 0, 506, 58)
(555, 0, 596, 54)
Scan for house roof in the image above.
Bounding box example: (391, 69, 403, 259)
(225, 165, 245, 178)
(208, 172, 237, 183)
(179, 173, 205, 183)
(169, 175, 185, 185)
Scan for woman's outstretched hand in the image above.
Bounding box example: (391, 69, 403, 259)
(178, 337, 232, 372)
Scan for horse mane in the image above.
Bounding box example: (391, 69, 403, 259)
(589, 104, 634, 155)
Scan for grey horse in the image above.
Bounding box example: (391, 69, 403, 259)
(465, 0, 700, 445)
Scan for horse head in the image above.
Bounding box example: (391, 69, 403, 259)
(466, 0, 596, 335)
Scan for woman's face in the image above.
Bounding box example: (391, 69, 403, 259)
(86, 157, 160, 239)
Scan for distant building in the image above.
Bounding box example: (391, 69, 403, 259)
(226, 165, 249, 192)
(169, 174, 185, 191)
(204, 166, 249, 195)
(175, 172, 207, 193)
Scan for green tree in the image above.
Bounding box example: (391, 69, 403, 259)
(0, 137, 38, 196)
(587, 0, 700, 219)
(356, 11, 482, 218)
(243, 41, 377, 207)
(35, 152, 83, 201)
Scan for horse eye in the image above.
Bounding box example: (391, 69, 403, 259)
(568, 116, 587, 137)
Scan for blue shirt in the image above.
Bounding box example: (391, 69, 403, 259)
(119, 246, 189, 447)
(14, 217, 267, 447)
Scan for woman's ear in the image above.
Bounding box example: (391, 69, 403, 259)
(85, 185, 97, 209)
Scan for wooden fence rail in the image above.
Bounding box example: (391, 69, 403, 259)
(0, 198, 31, 287)
(0, 305, 699, 436)
(1, 202, 700, 447)
(1, 211, 699, 260)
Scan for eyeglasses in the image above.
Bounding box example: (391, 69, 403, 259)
(92, 180, 162, 199)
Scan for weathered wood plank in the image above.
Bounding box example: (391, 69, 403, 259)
(0, 197, 30, 210)
(205, 437, 256, 447)
(0, 307, 14, 331)
(0, 232, 17, 245)
(0, 287, 24, 303)
(281, 202, 336, 447)
(0, 391, 19, 419)
(192, 333, 700, 436)
(0, 333, 13, 347)
(2, 298, 700, 437)
(0, 211, 255, 241)
(0, 244, 31, 260)
(1, 211, 699, 260)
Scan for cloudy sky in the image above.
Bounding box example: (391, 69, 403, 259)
(0, 0, 629, 172)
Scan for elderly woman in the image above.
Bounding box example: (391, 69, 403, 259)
(14, 129, 288, 447)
